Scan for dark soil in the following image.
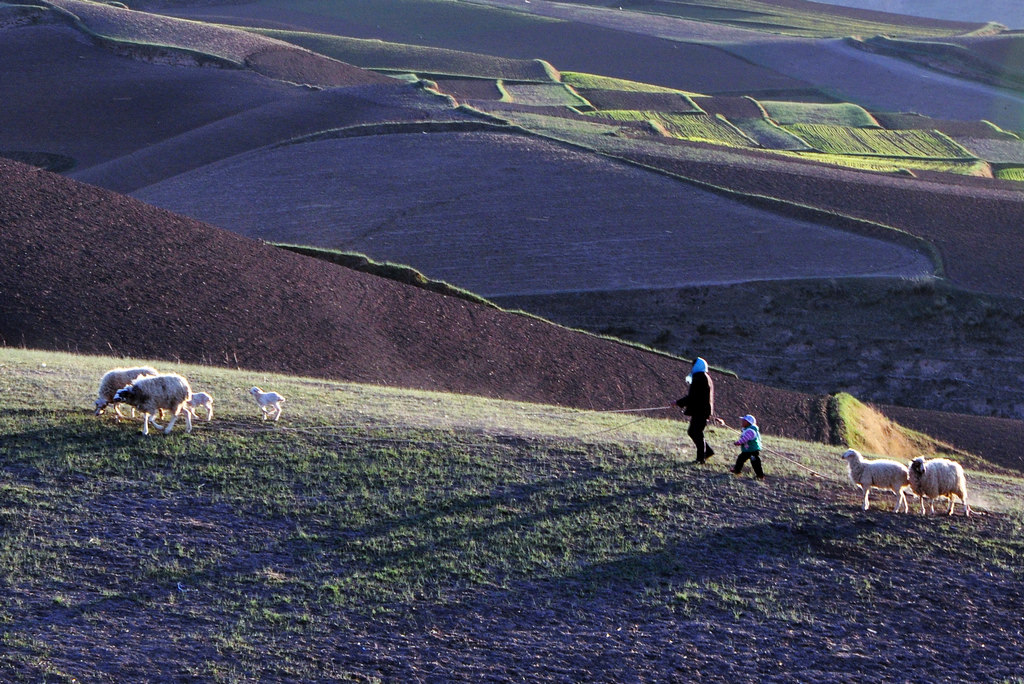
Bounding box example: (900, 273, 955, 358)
(0, 23, 299, 171)
(577, 88, 703, 112)
(161, 1, 814, 95)
(607, 139, 1024, 298)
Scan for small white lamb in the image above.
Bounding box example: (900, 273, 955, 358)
(185, 392, 214, 421)
(94, 366, 159, 420)
(908, 456, 973, 517)
(841, 449, 911, 513)
(113, 373, 193, 435)
(249, 386, 285, 421)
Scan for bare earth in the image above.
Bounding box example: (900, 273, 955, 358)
(132, 130, 934, 297)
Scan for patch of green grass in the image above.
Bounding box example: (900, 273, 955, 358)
(561, 71, 696, 94)
(759, 100, 879, 127)
(784, 124, 974, 159)
(727, 118, 811, 150)
(501, 82, 591, 107)
(777, 150, 990, 176)
(586, 111, 754, 146)
(995, 167, 1024, 181)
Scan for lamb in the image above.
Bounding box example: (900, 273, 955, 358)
(908, 456, 973, 517)
(841, 449, 911, 513)
(94, 366, 159, 420)
(249, 386, 285, 421)
(185, 392, 214, 421)
(113, 373, 193, 435)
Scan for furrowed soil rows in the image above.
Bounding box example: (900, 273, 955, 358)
(132, 130, 934, 297)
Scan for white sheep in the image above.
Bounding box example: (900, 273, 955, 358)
(94, 366, 159, 420)
(113, 373, 193, 435)
(185, 392, 214, 421)
(249, 386, 285, 421)
(908, 456, 973, 517)
(841, 449, 911, 513)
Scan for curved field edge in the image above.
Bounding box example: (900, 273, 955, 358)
(18, 0, 243, 68)
(482, 108, 948, 276)
(241, 26, 558, 82)
(272, 243, 733, 375)
(2, 348, 1023, 680)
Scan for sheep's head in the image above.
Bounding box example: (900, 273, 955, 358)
(910, 457, 926, 475)
(94, 398, 109, 415)
(249, 387, 262, 397)
(841, 449, 859, 461)
(113, 384, 140, 406)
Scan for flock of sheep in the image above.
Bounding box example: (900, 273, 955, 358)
(842, 449, 973, 517)
(92, 366, 286, 435)
(91, 368, 974, 517)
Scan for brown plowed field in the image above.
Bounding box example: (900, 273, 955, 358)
(129, 130, 934, 297)
(0, 24, 299, 171)
(73, 82, 475, 193)
(603, 138, 1024, 298)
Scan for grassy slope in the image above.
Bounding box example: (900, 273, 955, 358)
(2, 348, 1023, 680)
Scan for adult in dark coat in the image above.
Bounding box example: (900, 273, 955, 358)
(675, 357, 715, 463)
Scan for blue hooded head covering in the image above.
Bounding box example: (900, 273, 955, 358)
(691, 357, 708, 374)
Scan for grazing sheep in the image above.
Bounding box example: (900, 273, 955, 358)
(841, 449, 911, 513)
(908, 456, 973, 517)
(185, 392, 214, 421)
(249, 386, 285, 421)
(113, 373, 193, 435)
(94, 366, 159, 420)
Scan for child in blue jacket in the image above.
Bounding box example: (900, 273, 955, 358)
(732, 414, 764, 479)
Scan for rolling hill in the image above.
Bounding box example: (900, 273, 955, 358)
(1, 348, 1022, 681)
(3, 0, 1024, 455)
(0, 157, 834, 444)
(5, 1, 1024, 680)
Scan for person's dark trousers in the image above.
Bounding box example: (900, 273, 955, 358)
(688, 415, 713, 462)
(733, 450, 763, 477)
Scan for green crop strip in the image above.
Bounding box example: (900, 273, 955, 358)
(785, 124, 976, 159)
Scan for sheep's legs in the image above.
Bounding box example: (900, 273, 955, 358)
(894, 489, 908, 513)
(861, 487, 871, 511)
(162, 409, 192, 435)
(950, 495, 972, 517)
(142, 413, 165, 435)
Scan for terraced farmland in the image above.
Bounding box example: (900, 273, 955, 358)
(502, 82, 591, 108)
(758, 100, 879, 127)
(786, 124, 975, 158)
(585, 110, 752, 145)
